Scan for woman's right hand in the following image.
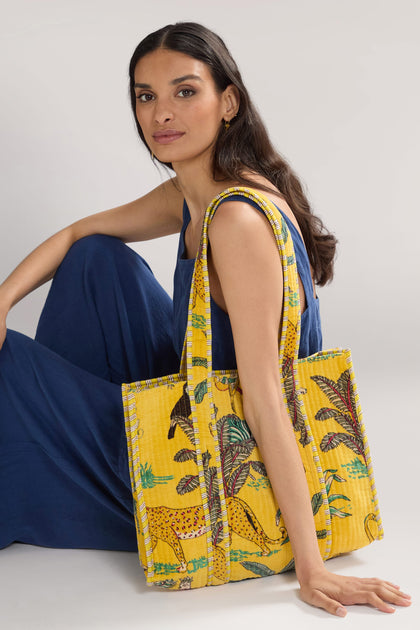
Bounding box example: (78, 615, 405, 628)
(298, 567, 412, 617)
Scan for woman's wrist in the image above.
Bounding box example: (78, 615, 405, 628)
(295, 558, 327, 585)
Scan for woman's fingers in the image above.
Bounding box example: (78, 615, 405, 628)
(377, 584, 412, 605)
(301, 588, 347, 617)
(353, 590, 396, 613)
(299, 571, 412, 617)
(339, 585, 411, 611)
(346, 579, 412, 607)
(365, 584, 412, 608)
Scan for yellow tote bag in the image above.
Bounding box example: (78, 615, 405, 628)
(121, 187, 384, 590)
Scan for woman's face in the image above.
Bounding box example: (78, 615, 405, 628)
(133, 48, 236, 169)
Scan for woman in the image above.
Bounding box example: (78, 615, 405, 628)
(0, 22, 411, 617)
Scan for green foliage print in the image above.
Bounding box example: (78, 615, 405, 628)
(172, 397, 271, 546)
(240, 561, 275, 577)
(194, 379, 207, 404)
(246, 477, 272, 491)
(192, 356, 208, 368)
(240, 556, 295, 578)
(311, 370, 366, 464)
(323, 468, 352, 518)
(275, 467, 351, 544)
(154, 555, 207, 576)
(280, 558, 296, 573)
(310, 469, 351, 519)
(139, 462, 174, 489)
(288, 290, 299, 307)
(304, 350, 343, 363)
(216, 414, 264, 498)
(192, 313, 206, 329)
(341, 457, 369, 479)
(280, 216, 289, 244)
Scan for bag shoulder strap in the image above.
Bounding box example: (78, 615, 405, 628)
(180, 186, 302, 379)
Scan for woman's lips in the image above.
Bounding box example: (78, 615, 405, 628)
(152, 130, 185, 145)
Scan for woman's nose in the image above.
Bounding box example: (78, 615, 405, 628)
(155, 114, 172, 124)
(154, 102, 174, 125)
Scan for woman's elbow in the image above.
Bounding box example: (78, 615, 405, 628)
(242, 384, 287, 436)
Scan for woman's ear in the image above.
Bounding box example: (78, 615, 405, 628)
(222, 84, 240, 121)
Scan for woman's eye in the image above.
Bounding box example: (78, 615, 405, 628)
(177, 88, 195, 98)
(136, 93, 154, 102)
(135, 89, 195, 101)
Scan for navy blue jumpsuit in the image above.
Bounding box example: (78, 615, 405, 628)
(0, 195, 322, 551)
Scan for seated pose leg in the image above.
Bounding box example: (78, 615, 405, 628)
(0, 234, 179, 551)
(34, 233, 179, 383)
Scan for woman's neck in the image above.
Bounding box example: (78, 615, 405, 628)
(173, 155, 235, 227)
(173, 156, 285, 228)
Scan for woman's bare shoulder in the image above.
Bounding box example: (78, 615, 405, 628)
(220, 176, 306, 246)
(209, 197, 278, 258)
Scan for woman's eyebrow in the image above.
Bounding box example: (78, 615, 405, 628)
(134, 74, 203, 89)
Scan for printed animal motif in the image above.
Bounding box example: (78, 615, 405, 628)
(168, 382, 191, 440)
(226, 496, 288, 555)
(213, 544, 228, 582)
(364, 512, 378, 542)
(214, 376, 242, 415)
(147, 503, 211, 573)
(283, 318, 298, 360)
(192, 257, 205, 307)
(146, 495, 287, 579)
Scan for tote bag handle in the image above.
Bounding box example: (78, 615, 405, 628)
(179, 187, 302, 386)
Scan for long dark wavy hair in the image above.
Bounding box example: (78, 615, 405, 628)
(128, 22, 337, 285)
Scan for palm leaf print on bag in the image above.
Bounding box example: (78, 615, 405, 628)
(318, 468, 352, 519)
(311, 370, 366, 464)
(282, 320, 310, 447)
(172, 399, 287, 556)
(275, 467, 351, 545)
(138, 462, 174, 488)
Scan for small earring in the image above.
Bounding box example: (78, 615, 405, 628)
(151, 152, 155, 160)
(224, 119, 230, 130)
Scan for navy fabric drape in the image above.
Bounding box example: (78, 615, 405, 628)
(0, 235, 179, 551)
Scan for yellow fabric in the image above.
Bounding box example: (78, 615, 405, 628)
(121, 187, 383, 590)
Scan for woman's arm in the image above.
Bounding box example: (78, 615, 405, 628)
(208, 201, 412, 617)
(0, 177, 184, 349)
(70, 176, 184, 244)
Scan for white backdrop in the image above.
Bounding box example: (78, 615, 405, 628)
(1, 1, 419, 627)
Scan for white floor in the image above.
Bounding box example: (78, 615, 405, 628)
(1, 376, 418, 630)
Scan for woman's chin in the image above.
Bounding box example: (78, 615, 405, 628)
(153, 143, 214, 171)
(161, 154, 200, 170)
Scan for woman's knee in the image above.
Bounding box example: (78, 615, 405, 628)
(68, 234, 124, 258)
(63, 233, 153, 276)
